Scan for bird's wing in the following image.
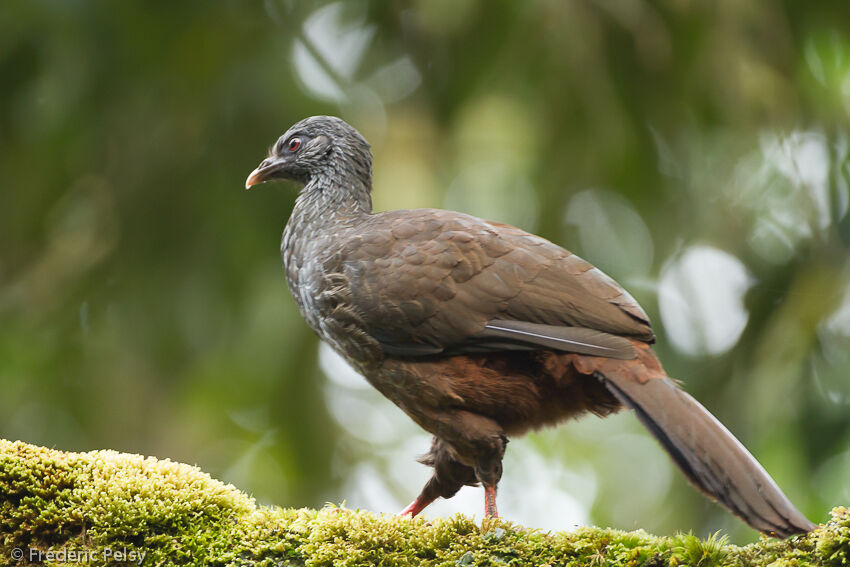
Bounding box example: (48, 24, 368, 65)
(339, 209, 654, 359)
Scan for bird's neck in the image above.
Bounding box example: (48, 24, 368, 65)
(286, 171, 373, 243)
(281, 172, 373, 333)
(281, 157, 374, 296)
(297, 174, 371, 222)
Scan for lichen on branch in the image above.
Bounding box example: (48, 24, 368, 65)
(0, 440, 847, 566)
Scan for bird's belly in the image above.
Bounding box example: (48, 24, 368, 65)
(373, 350, 623, 438)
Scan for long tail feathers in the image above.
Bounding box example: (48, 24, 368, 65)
(599, 371, 815, 538)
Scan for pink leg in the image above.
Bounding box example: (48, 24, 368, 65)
(484, 485, 499, 518)
(400, 494, 436, 517)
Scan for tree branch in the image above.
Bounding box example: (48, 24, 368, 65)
(0, 440, 845, 566)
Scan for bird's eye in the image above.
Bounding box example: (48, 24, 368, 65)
(288, 138, 301, 152)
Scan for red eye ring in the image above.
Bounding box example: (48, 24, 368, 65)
(288, 138, 301, 152)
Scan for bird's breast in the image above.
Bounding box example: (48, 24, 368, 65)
(281, 223, 383, 369)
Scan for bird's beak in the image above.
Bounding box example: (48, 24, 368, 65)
(245, 157, 285, 190)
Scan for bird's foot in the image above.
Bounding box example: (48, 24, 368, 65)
(400, 495, 434, 517)
(484, 485, 499, 518)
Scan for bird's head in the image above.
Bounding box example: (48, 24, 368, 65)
(245, 115, 372, 190)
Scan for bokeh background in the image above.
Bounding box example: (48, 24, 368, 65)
(3, 0, 850, 542)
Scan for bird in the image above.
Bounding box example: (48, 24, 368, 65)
(245, 115, 815, 538)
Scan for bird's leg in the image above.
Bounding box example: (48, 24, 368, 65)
(436, 411, 508, 520)
(472, 440, 506, 519)
(399, 495, 434, 517)
(401, 437, 477, 517)
(483, 485, 498, 518)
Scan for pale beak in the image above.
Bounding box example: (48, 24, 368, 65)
(245, 157, 285, 190)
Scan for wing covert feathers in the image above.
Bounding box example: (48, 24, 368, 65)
(585, 343, 814, 538)
(343, 209, 655, 357)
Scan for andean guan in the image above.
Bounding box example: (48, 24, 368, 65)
(245, 115, 814, 538)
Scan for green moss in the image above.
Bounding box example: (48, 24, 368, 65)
(0, 440, 846, 566)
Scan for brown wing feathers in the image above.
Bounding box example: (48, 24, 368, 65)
(475, 320, 636, 359)
(346, 209, 652, 356)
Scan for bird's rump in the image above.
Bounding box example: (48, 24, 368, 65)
(339, 208, 654, 358)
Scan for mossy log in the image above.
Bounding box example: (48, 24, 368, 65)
(1, 440, 847, 566)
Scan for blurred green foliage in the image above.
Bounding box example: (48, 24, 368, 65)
(2, 0, 850, 542)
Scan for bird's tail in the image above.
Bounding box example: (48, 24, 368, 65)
(574, 342, 815, 538)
